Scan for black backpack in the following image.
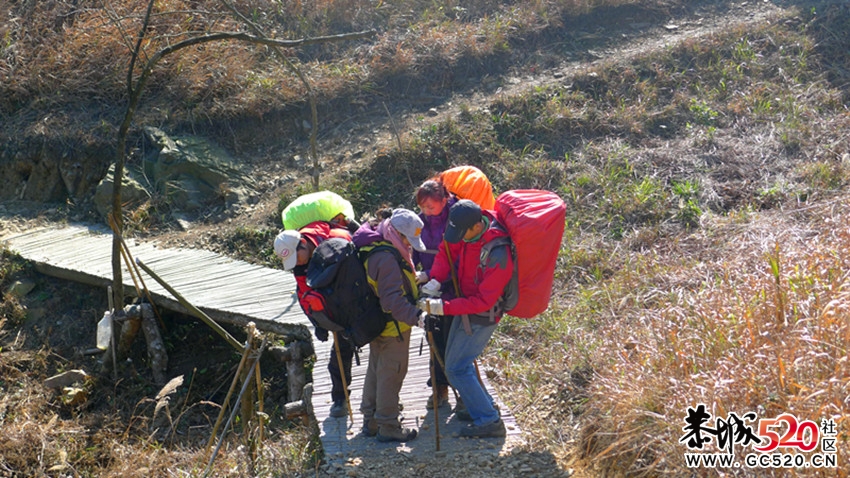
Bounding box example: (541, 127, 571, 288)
(305, 238, 398, 347)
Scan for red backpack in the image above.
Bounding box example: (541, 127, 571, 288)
(490, 190, 566, 318)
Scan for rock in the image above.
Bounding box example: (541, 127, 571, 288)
(0, 138, 111, 203)
(93, 164, 150, 217)
(44, 369, 89, 389)
(141, 127, 257, 212)
(5, 279, 36, 298)
(172, 212, 193, 231)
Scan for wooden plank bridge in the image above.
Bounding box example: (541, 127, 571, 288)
(1, 222, 523, 468)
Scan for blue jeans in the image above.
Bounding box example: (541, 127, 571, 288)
(444, 317, 498, 426)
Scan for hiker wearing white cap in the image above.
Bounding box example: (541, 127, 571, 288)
(274, 220, 355, 418)
(350, 207, 432, 442)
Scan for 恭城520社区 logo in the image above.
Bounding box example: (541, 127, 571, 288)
(680, 404, 838, 469)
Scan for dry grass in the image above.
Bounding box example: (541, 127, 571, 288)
(490, 198, 850, 476)
(0, 0, 640, 131)
(578, 201, 849, 475)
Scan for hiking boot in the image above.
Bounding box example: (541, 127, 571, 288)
(329, 400, 348, 418)
(455, 408, 472, 421)
(376, 424, 418, 442)
(426, 385, 450, 410)
(454, 398, 471, 421)
(361, 417, 378, 437)
(455, 399, 500, 422)
(459, 418, 507, 438)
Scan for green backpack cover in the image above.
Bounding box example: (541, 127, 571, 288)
(281, 191, 355, 230)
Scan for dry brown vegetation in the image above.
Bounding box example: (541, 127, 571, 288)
(2, 0, 850, 476)
(0, 0, 635, 142)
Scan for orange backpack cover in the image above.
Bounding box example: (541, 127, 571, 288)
(440, 166, 496, 210)
(495, 190, 566, 318)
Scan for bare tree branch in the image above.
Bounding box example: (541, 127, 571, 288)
(220, 0, 325, 191)
(109, 0, 377, 310)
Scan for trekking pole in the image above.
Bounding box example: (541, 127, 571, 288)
(332, 331, 354, 424)
(425, 325, 460, 405)
(424, 310, 440, 451)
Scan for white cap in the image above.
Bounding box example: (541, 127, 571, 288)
(390, 208, 427, 252)
(274, 230, 302, 271)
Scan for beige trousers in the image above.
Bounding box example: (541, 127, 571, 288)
(359, 328, 411, 426)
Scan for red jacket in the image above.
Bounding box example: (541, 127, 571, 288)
(293, 221, 351, 318)
(429, 210, 513, 323)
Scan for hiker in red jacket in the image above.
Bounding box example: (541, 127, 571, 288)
(274, 220, 354, 419)
(418, 199, 512, 438)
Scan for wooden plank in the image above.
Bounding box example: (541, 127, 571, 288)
(1, 225, 310, 339)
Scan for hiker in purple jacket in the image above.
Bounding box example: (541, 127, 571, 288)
(412, 179, 461, 413)
(351, 208, 428, 443)
(413, 180, 458, 276)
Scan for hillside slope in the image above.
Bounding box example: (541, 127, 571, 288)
(2, 0, 849, 476)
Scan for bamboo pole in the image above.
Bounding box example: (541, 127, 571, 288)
(108, 286, 117, 380)
(135, 258, 242, 351)
(254, 360, 264, 450)
(206, 335, 252, 454)
(118, 244, 144, 300)
(203, 335, 267, 478)
(108, 214, 166, 330)
(241, 331, 257, 470)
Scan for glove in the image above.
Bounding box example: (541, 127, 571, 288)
(415, 270, 429, 284)
(417, 313, 440, 332)
(416, 298, 444, 316)
(420, 278, 441, 297)
(314, 327, 329, 342)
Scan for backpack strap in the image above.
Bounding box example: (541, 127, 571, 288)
(359, 242, 416, 339)
(360, 243, 418, 302)
(479, 232, 518, 321)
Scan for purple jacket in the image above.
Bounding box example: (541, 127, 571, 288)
(413, 195, 457, 274)
(352, 221, 383, 248)
(351, 221, 419, 329)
